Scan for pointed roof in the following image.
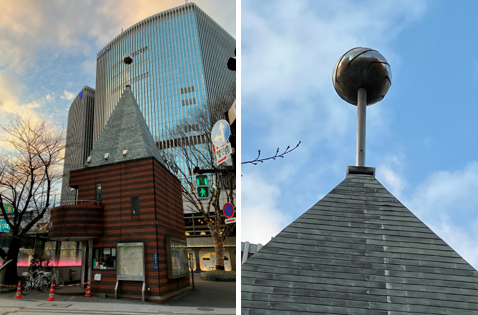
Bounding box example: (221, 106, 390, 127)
(84, 86, 164, 168)
(242, 167, 478, 314)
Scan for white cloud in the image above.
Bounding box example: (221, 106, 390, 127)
(61, 91, 75, 101)
(427, 219, 478, 269)
(242, 0, 427, 150)
(0, 0, 235, 74)
(401, 162, 478, 269)
(242, 171, 290, 245)
(376, 153, 406, 198)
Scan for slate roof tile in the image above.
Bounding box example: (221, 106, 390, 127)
(242, 169, 478, 314)
(80, 86, 165, 169)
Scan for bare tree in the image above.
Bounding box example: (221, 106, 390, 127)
(159, 84, 236, 271)
(242, 141, 302, 165)
(0, 115, 65, 283)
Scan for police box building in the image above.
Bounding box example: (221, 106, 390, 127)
(54, 3, 235, 300)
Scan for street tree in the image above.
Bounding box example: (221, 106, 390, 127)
(159, 84, 236, 271)
(0, 115, 65, 283)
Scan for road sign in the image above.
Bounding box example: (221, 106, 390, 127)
(223, 203, 234, 218)
(216, 142, 232, 160)
(225, 217, 236, 224)
(211, 120, 230, 147)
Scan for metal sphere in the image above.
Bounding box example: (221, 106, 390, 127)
(333, 47, 391, 105)
(123, 54, 133, 65)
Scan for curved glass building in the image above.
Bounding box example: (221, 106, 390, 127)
(94, 2, 235, 175)
(60, 86, 95, 202)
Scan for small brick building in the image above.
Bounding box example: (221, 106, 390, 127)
(50, 86, 189, 302)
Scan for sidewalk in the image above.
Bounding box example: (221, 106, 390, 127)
(0, 276, 235, 314)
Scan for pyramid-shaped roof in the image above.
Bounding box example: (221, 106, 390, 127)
(84, 86, 164, 168)
(242, 167, 478, 314)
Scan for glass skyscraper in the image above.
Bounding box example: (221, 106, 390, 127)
(60, 86, 95, 202)
(93, 3, 235, 177)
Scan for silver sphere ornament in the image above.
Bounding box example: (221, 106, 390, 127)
(123, 54, 133, 65)
(333, 47, 391, 105)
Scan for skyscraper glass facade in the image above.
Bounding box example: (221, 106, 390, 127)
(94, 3, 235, 177)
(60, 86, 95, 203)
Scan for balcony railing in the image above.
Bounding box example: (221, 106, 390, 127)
(59, 200, 102, 206)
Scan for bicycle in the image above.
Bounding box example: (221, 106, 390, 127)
(44, 267, 64, 289)
(21, 270, 50, 295)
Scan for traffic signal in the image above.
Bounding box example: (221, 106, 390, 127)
(195, 175, 210, 200)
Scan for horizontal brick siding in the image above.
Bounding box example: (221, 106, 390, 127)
(69, 157, 189, 297)
(49, 204, 104, 239)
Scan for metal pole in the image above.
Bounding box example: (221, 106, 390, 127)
(356, 88, 367, 166)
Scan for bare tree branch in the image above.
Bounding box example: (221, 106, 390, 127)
(242, 141, 302, 165)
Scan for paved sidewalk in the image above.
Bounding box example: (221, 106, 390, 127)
(0, 276, 236, 314)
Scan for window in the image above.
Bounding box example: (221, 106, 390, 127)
(93, 247, 116, 270)
(95, 183, 102, 200)
(131, 197, 139, 215)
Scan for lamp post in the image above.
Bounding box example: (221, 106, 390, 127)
(333, 48, 392, 166)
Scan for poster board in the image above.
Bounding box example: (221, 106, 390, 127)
(116, 242, 145, 281)
(166, 237, 189, 279)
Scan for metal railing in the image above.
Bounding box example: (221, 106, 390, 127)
(59, 200, 102, 206)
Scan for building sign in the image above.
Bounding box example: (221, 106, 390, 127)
(79, 91, 83, 99)
(117, 242, 145, 281)
(166, 237, 188, 279)
(97, 45, 111, 60)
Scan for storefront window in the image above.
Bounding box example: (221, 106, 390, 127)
(93, 247, 116, 270)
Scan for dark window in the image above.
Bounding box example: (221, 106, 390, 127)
(131, 197, 139, 215)
(93, 247, 116, 270)
(95, 183, 102, 200)
(191, 86, 195, 92)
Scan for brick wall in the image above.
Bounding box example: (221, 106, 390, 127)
(49, 203, 104, 239)
(69, 157, 189, 297)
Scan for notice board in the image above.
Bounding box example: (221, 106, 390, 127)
(117, 242, 145, 281)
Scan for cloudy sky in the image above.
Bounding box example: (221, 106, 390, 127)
(0, 0, 235, 145)
(241, 0, 478, 270)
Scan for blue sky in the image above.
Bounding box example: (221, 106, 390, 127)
(241, 0, 478, 270)
(0, 0, 235, 142)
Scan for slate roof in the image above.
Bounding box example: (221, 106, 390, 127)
(242, 166, 478, 315)
(83, 86, 165, 168)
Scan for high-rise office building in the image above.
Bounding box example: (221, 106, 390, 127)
(94, 2, 235, 175)
(60, 3, 236, 271)
(60, 86, 95, 202)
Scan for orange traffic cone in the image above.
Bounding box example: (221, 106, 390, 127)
(85, 279, 91, 297)
(13, 281, 23, 299)
(46, 282, 55, 301)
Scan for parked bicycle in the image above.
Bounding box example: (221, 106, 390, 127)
(44, 267, 64, 289)
(21, 270, 50, 295)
